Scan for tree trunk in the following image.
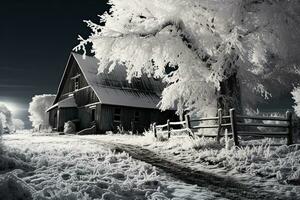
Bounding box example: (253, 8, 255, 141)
(217, 72, 242, 115)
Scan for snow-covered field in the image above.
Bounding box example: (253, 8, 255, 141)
(77, 132, 300, 199)
(0, 134, 227, 200)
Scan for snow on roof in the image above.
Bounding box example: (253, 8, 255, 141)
(46, 96, 77, 112)
(59, 96, 77, 108)
(72, 53, 162, 109)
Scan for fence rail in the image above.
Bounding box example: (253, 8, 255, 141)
(153, 108, 294, 146)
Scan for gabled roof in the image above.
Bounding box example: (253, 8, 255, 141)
(51, 52, 163, 110)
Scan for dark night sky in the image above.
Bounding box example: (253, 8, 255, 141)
(0, 0, 110, 128)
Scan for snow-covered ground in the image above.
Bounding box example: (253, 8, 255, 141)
(0, 134, 227, 200)
(75, 132, 300, 199)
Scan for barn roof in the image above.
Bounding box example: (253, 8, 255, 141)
(51, 53, 164, 110)
(47, 96, 77, 112)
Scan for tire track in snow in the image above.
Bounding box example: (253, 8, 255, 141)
(77, 138, 293, 200)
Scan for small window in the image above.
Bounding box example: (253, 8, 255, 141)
(134, 111, 140, 122)
(114, 108, 121, 123)
(74, 77, 79, 91)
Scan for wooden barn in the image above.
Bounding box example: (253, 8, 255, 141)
(46, 53, 177, 134)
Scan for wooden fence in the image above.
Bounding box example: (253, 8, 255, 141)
(153, 108, 294, 146)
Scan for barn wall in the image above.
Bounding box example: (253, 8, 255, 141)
(98, 105, 114, 132)
(74, 87, 98, 107)
(48, 108, 58, 129)
(57, 108, 78, 131)
(78, 107, 95, 130)
(98, 104, 177, 133)
(95, 104, 102, 131)
(58, 59, 89, 102)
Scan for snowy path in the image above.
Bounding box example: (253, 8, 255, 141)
(71, 137, 292, 200)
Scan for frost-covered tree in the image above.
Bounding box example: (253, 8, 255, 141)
(0, 104, 13, 134)
(12, 119, 25, 131)
(76, 0, 300, 116)
(28, 94, 55, 130)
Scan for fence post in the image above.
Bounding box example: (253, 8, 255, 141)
(286, 111, 293, 145)
(185, 114, 191, 129)
(153, 123, 157, 138)
(217, 109, 222, 142)
(167, 119, 171, 138)
(185, 114, 193, 137)
(230, 108, 239, 146)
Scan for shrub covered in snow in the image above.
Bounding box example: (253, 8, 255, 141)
(12, 119, 25, 131)
(28, 94, 55, 130)
(191, 137, 223, 151)
(0, 104, 13, 134)
(63, 121, 76, 134)
(292, 87, 300, 117)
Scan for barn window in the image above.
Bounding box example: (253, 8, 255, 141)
(134, 111, 140, 122)
(114, 108, 121, 123)
(74, 77, 79, 91)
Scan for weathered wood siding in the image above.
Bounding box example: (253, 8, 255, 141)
(70, 104, 102, 131)
(97, 104, 177, 133)
(95, 104, 102, 131)
(58, 59, 89, 102)
(57, 107, 78, 131)
(74, 87, 98, 107)
(50, 56, 99, 131)
(78, 107, 92, 130)
(48, 108, 58, 129)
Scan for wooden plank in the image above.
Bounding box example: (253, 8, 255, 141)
(169, 121, 186, 125)
(192, 124, 219, 129)
(222, 116, 231, 119)
(217, 109, 222, 142)
(238, 131, 288, 135)
(185, 114, 193, 137)
(221, 123, 232, 127)
(230, 109, 239, 146)
(153, 123, 157, 138)
(286, 111, 293, 145)
(167, 119, 171, 138)
(190, 117, 218, 122)
(236, 123, 289, 128)
(237, 131, 288, 138)
(236, 115, 287, 121)
(185, 114, 191, 129)
(156, 124, 168, 128)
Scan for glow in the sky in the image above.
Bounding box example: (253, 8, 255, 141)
(0, 101, 20, 115)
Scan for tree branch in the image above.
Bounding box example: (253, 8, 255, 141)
(95, 19, 212, 65)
